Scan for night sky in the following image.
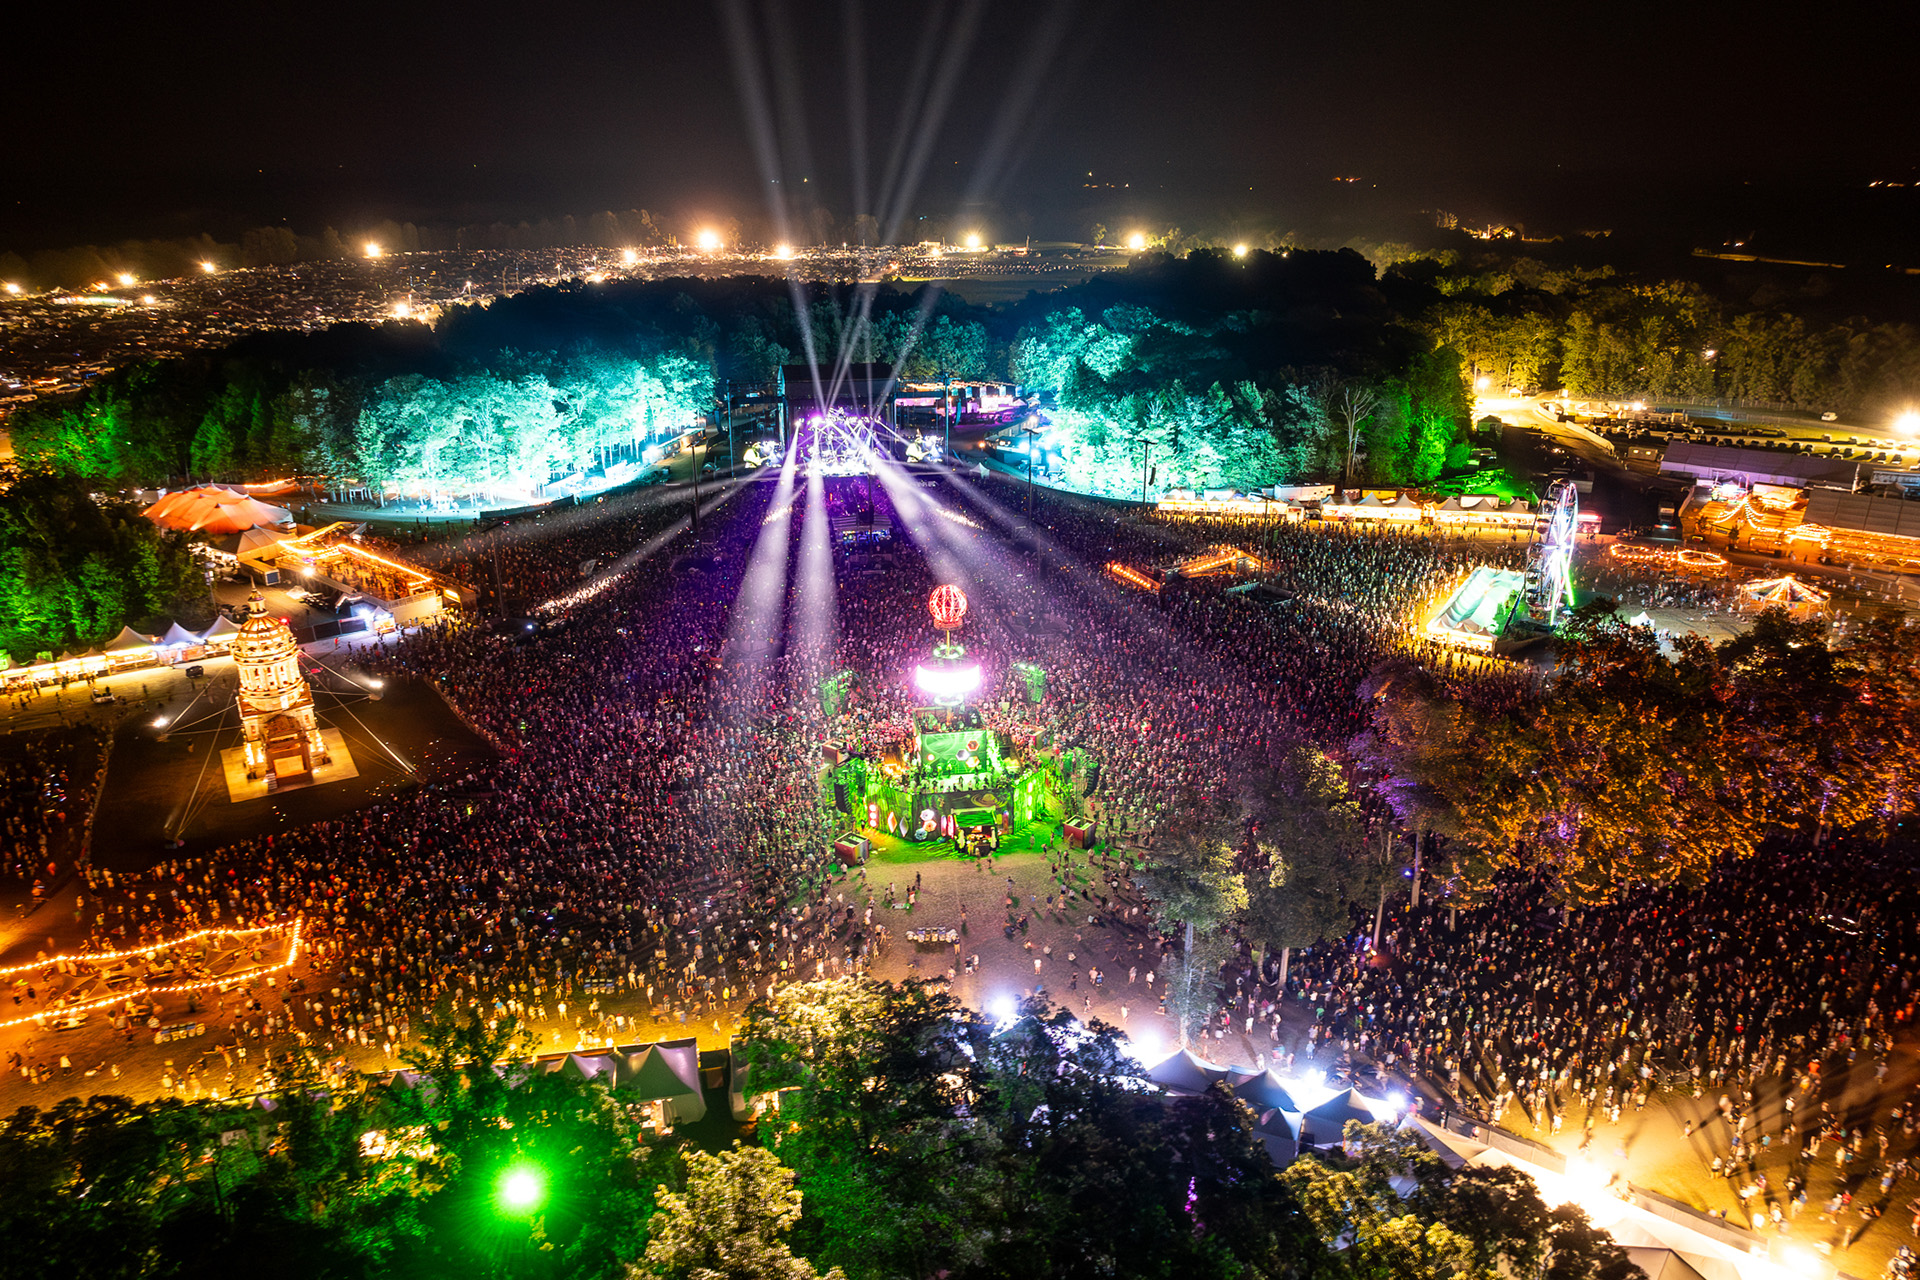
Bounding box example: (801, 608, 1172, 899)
(6, 0, 1916, 253)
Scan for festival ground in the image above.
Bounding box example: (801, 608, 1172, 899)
(5, 460, 1917, 1280)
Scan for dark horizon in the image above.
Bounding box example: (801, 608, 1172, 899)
(6, 0, 1919, 264)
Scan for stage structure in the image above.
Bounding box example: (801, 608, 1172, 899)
(218, 593, 358, 800)
(1424, 480, 1584, 654)
(233, 592, 328, 784)
(824, 586, 1067, 856)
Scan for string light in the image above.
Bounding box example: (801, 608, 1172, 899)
(1605, 545, 1727, 570)
(0, 919, 303, 1032)
(0, 920, 293, 979)
(1106, 563, 1159, 591)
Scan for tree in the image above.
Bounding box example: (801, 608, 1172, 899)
(737, 979, 982, 1280)
(1136, 792, 1249, 1039)
(1243, 747, 1369, 986)
(640, 1145, 845, 1280)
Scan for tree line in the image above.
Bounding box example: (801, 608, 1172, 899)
(1411, 262, 1920, 413)
(0, 471, 210, 664)
(1355, 611, 1920, 905)
(0, 986, 1640, 1280)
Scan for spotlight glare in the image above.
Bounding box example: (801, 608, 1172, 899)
(1126, 232, 1147, 251)
(695, 228, 722, 251)
(363, 242, 382, 258)
(1232, 243, 1248, 257)
(498, 1165, 545, 1212)
(620, 247, 638, 265)
(200, 260, 218, 274)
(116, 272, 136, 287)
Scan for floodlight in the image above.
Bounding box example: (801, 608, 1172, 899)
(498, 1165, 545, 1213)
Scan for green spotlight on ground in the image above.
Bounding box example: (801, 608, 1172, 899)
(498, 1165, 545, 1213)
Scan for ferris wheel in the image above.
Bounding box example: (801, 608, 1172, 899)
(1525, 480, 1580, 623)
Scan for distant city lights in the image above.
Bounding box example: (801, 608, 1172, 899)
(695, 228, 723, 251)
(363, 242, 383, 259)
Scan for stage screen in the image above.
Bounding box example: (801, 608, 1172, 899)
(920, 729, 987, 769)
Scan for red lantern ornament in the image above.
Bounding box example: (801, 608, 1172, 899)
(928, 584, 968, 630)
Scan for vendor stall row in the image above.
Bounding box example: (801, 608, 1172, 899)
(4, 617, 245, 689)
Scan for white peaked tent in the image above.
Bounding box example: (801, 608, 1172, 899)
(199, 616, 243, 648)
(619, 1039, 706, 1124)
(160, 622, 203, 650)
(103, 625, 157, 656)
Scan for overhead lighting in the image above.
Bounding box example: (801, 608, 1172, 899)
(912, 661, 982, 703)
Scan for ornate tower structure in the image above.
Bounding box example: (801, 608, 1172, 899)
(232, 592, 328, 787)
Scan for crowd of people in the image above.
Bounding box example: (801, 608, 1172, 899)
(6, 458, 1917, 1265)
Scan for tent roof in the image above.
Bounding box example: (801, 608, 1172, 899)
(1302, 1088, 1381, 1133)
(200, 616, 243, 640)
(623, 1045, 701, 1101)
(104, 625, 157, 653)
(1146, 1048, 1230, 1095)
(143, 487, 292, 535)
(1741, 574, 1827, 603)
(1230, 1069, 1300, 1112)
(161, 622, 202, 647)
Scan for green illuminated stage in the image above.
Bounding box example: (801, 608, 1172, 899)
(823, 588, 1080, 857)
(828, 706, 1063, 855)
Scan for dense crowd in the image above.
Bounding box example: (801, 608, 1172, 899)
(0, 728, 105, 902)
(10, 460, 1918, 1264)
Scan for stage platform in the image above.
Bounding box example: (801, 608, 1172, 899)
(1424, 566, 1527, 651)
(221, 728, 359, 802)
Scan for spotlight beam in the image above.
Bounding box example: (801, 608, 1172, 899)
(721, 434, 802, 705)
